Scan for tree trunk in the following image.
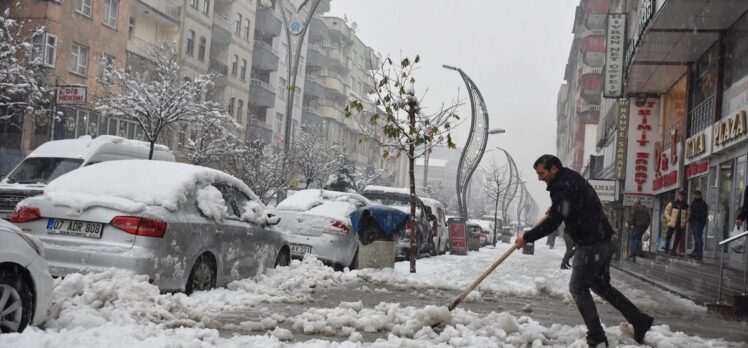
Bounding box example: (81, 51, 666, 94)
(148, 140, 155, 160)
(408, 107, 417, 273)
(493, 195, 500, 246)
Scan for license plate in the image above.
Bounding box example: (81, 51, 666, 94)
(47, 218, 103, 239)
(290, 243, 312, 255)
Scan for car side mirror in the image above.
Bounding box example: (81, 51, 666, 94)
(266, 213, 280, 226)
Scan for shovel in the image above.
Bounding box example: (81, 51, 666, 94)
(431, 215, 548, 329)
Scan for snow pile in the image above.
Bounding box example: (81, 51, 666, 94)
(241, 200, 270, 225)
(196, 185, 228, 222)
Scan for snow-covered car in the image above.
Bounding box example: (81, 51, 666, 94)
(271, 189, 371, 269)
(499, 227, 514, 243)
(472, 219, 495, 246)
(421, 197, 449, 254)
(0, 219, 53, 333)
(0, 135, 175, 219)
(362, 186, 435, 259)
(9, 160, 289, 294)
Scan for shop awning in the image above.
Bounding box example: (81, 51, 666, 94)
(626, 0, 748, 94)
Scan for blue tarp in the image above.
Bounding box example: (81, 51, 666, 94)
(350, 205, 409, 245)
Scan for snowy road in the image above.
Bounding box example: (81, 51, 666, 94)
(2, 243, 747, 347)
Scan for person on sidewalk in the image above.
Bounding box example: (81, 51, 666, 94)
(689, 190, 708, 260)
(664, 191, 689, 256)
(515, 155, 654, 347)
(561, 227, 575, 269)
(628, 198, 650, 263)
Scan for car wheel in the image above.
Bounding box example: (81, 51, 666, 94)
(274, 248, 291, 268)
(186, 253, 216, 295)
(0, 268, 33, 333)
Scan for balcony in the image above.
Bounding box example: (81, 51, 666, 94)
(579, 66, 603, 99)
(247, 118, 273, 144)
(133, 0, 182, 24)
(580, 34, 604, 53)
(306, 44, 326, 68)
(211, 14, 232, 45)
(304, 77, 326, 99)
(127, 35, 154, 59)
(249, 79, 275, 108)
(209, 59, 228, 76)
(309, 17, 329, 42)
(252, 40, 279, 71)
(256, 6, 282, 36)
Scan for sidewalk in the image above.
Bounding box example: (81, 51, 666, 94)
(612, 252, 746, 308)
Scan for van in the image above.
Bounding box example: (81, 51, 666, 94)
(0, 135, 175, 218)
(421, 197, 449, 254)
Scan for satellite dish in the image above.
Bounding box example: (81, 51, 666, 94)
(351, 22, 358, 31)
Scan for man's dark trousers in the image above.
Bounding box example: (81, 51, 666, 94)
(629, 226, 645, 261)
(570, 239, 647, 343)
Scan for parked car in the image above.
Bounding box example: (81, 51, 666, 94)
(271, 189, 371, 270)
(0, 135, 175, 219)
(499, 227, 514, 243)
(472, 219, 495, 246)
(10, 160, 288, 294)
(466, 221, 484, 251)
(362, 185, 434, 259)
(0, 219, 53, 333)
(421, 198, 449, 254)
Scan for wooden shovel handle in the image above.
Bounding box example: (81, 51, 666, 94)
(447, 245, 517, 311)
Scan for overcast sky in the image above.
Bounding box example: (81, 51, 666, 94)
(327, 0, 579, 212)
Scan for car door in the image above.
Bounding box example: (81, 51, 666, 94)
(223, 185, 279, 276)
(210, 183, 252, 282)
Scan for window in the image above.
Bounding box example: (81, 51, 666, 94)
(103, 0, 119, 29)
(231, 54, 238, 77)
(198, 36, 206, 61)
(30, 33, 57, 68)
(191, 0, 199, 9)
(240, 59, 247, 80)
(68, 43, 89, 76)
(278, 78, 287, 100)
(275, 113, 284, 133)
(236, 100, 243, 122)
(244, 19, 251, 41)
(75, 0, 92, 17)
(186, 30, 195, 56)
(228, 97, 235, 117)
(235, 13, 242, 35)
(202, 0, 210, 15)
(98, 54, 114, 81)
(128, 17, 135, 39)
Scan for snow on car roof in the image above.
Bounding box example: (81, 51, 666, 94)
(420, 197, 444, 208)
(31, 135, 172, 159)
(470, 219, 493, 231)
(43, 160, 257, 212)
(275, 189, 370, 212)
(363, 185, 410, 195)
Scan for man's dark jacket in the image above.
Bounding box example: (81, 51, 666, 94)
(689, 198, 708, 224)
(523, 167, 613, 246)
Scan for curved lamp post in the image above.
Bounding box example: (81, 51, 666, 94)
(443, 65, 490, 221)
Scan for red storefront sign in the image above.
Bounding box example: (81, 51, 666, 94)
(686, 161, 709, 179)
(625, 98, 659, 195)
(653, 127, 682, 193)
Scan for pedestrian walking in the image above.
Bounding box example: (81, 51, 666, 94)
(515, 155, 653, 347)
(628, 198, 650, 263)
(664, 191, 689, 256)
(561, 227, 575, 269)
(689, 190, 708, 260)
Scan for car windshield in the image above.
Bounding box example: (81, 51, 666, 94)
(5, 157, 84, 184)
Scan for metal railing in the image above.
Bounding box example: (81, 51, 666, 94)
(716, 230, 748, 304)
(689, 95, 715, 136)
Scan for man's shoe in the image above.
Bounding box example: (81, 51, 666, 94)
(587, 336, 608, 347)
(633, 314, 654, 344)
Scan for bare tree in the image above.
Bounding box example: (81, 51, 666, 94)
(289, 128, 339, 189)
(480, 160, 511, 246)
(183, 111, 245, 167)
(0, 10, 48, 120)
(230, 140, 288, 205)
(345, 55, 461, 273)
(96, 41, 226, 159)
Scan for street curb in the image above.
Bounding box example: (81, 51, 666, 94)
(610, 261, 706, 306)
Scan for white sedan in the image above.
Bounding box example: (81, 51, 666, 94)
(0, 219, 53, 333)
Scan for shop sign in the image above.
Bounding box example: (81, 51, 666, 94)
(623, 193, 654, 208)
(448, 218, 467, 255)
(686, 161, 709, 179)
(712, 110, 748, 153)
(684, 125, 712, 165)
(56, 85, 87, 104)
(653, 128, 682, 194)
(604, 14, 626, 98)
(624, 98, 659, 195)
(615, 99, 630, 179)
(590, 179, 618, 202)
(625, 0, 657, 72)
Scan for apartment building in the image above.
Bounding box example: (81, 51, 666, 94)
(0, 0, 131, 173)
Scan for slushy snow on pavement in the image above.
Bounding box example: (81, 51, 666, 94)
(1, 243, 743, 347)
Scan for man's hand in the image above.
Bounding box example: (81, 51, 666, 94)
(737, 219, 744, 226)
(515, 230, 526, 248)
